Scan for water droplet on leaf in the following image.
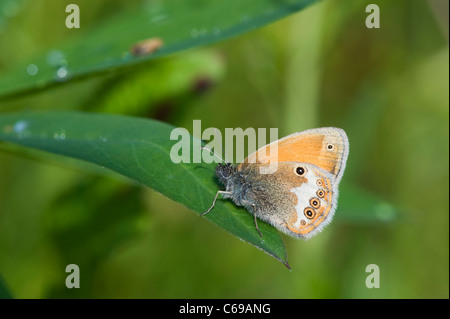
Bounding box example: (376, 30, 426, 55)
(56, 67, 68, 81)
(13, 120, 28, 133)
(26, 64, 39, 76)
(53, 131, 66, 141)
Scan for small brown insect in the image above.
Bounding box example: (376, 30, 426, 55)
(130, 38, 163, 57)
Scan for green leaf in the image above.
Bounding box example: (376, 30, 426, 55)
(0, 111, 289, 268)
(0, 0, 318, 100)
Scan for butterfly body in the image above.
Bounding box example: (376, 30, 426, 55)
(206, 127, 349, 239)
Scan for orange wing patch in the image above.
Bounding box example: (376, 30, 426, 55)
(239, 128, 348, 180)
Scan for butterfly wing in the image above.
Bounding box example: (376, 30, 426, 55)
(237, 128, 349, 238)
(284, 162, 339, 239)
(239, 127, 349, 184)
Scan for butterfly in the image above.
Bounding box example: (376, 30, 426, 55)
(201, 127, 349, 239)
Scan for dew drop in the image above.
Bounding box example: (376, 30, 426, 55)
(56, 66, 68, 81)
(53, 130, 66, 141)
(13, 120, 28, 133)
(12, 120, 30, 138)
(26, 64, 39, 76)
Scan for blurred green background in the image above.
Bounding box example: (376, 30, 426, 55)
(0, 0, 448, 298)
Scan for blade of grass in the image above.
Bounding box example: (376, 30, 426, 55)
(0, 0, 319, 100)
(0, 111, 289, 268)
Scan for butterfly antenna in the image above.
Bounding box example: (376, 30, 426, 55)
(214, 128, 230, 163)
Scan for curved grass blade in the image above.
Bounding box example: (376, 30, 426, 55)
(0, 111, 289, 268)
(0, 0, 318, 100)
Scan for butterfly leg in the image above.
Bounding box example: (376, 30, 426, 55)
(243, 200, 262, 237)
(201, 191, 232, 216)
(253, 210, 263, 237)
